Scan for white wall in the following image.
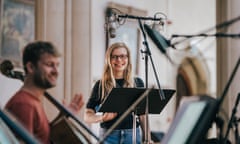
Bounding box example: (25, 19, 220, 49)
(168, 0, 216, 94)
(0, 73, 23, 108)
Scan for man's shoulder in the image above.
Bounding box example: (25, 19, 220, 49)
(6, 90, 40, 108)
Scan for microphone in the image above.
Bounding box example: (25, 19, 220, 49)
(144, 24, 170, 54)
(152, 19, 165, 32)
(109, 25, 116, 39)
(144, 24, 175, 64)
(151, 12, 167, 32)
(106, 8, 118, 38)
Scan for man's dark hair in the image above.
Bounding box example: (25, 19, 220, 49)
(22, 41, 61, 73)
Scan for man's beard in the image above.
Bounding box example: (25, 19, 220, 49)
(33, 71, 56, 89)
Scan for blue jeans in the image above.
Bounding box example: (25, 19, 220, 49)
(99, 127, 141, 144)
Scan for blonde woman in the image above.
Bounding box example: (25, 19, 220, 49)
(84, 42, 149, 144)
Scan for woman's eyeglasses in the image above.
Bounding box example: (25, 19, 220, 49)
(111, 54, 128, 60)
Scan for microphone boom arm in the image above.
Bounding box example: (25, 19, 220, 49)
(172, 33, 240, 39)
(118, 14, 162, 21)
(171, 15, 240, 46)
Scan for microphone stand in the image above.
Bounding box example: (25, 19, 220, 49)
(224, 93, 240, 144)
(172, 33, 240, 39)
(115, 12, 166, 144)
(137, 19, 165, 100)
(216, 56, 240, 144)
(233, 117, 240, 144)
(122, 15, 165, 144)
(138, 19, 165, 144)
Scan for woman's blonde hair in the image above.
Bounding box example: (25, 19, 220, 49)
(100, 42, 134, 101)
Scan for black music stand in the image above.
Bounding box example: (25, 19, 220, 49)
(98, 88, 175, 114)
(98, 88, 175, 144)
